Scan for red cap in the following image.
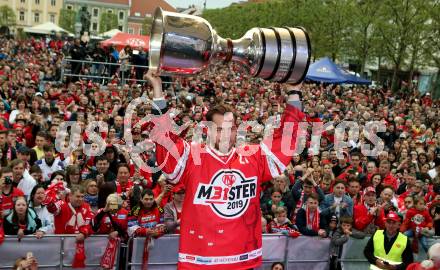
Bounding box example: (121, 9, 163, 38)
(385, 211, 401, 222)
(364, 186, 376, 194)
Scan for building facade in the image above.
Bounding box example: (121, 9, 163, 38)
(127, 0, 175, 35)
(2, 0, 64, 33)
(63, 0, 129, 35)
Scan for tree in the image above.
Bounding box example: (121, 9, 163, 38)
(424, 1, 440, 98)
(142, 16, 153, 35)
(0, 5, 16, 28)
(99, 12, 118, 33)
(376, 0, 429, 91)
(344, 0, 382, 75)
(59, 8, 76, 33)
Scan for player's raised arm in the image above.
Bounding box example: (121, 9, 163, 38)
(145, 71, 190, 184)
(260, 83, 306, 181)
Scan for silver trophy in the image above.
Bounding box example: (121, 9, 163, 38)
(149, 8, 311, 84)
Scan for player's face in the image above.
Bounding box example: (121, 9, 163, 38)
(211, 112, 237, 153)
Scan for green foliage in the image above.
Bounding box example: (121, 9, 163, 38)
(202, 0, 438, 90)
(59, 8, 76, 33)
(99, 12, 118, 33)
(0, 5, 16, 27)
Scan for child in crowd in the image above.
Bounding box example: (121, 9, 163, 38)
(401, 196, 434, 253)
(329, 216, 365, 270)
(268, 206, 300, 237)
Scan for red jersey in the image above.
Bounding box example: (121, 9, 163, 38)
(154, 105, 304, 269)
(127, 206, 163, 237)
(1, 188, 25, 216)
(47, 200, 94, 236)
(402, 208, 433, 231)
(115, 180, 134, 197)
(93, 208, 128, 236)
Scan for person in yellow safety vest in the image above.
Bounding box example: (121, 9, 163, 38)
(363, 211, 414, 270)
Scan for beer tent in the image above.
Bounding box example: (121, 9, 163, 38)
(100, 32, 149, 51)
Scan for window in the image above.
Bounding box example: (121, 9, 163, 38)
(107, 9, 113, 14)
(51, 0, 56, 6)
(35, 0, 39, 4)
(93, 8, 99, 17)
(20, 0, 25, 3)
(66, 5, 72, 10)
(128, 28, 133, 34)
(119, 11, 124, 20)
(92, 22, 97, 31)
(134, 12, 140, 17)
(34, 12, 39, 23)
(50, 14, 55, 23)
(118, 25, 123, 31)
(19, 11, 25, 21)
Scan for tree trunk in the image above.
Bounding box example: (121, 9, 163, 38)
(377, 55, 381, 82)
(391, 64, 400, 92)
(407, 44, 418, 89)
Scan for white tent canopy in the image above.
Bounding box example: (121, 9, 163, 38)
(24, 22, 72, 35)
(99, 29, 122, 38)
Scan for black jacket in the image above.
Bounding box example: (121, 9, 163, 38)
(3, 208, 42, 235)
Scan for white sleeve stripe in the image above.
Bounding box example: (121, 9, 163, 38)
(163, 141, 190, 183)
(260, 143, 286, 173)
(265, 154, 281, 178)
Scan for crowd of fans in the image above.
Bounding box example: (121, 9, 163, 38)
(0, 35, 440, 268)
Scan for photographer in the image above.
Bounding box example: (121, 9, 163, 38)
(131, 46, 148, 83)
(69, 39, 86, 83)
(119, 45, 132, 83)
(1, 167, 24, 217)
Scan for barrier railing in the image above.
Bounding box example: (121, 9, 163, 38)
(339, 236, 440, 270)
(0, 235, 120, 270)
(61, 58, 177, 85)
(127, 234, 331, 270)
(2, 234, 438, 269)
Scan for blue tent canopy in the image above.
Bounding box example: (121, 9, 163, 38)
(306, 57, 371, 85)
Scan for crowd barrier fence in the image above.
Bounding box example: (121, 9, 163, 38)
(128, 234, 331, 270)
(0, 235, 121, 270)
(1, 234, 439, 270)
(61, 58, 177, 85)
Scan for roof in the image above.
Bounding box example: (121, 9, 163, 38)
(130, 0, 176, 18)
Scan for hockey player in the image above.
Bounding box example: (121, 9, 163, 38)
(146, 70, 305, 269)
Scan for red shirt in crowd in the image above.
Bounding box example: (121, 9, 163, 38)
(93, 208, 129, 235)
(401, 208, 433, 232)
(47, 200, 94, 236)
(1, 187, 24, 216)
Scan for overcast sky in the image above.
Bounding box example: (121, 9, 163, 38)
(166, 0, 244, 9)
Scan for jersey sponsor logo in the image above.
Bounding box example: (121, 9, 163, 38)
(193, 169, 257, 219)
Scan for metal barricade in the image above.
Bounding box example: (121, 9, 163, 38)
(127, 234, 331, 270)
(61, 59, 176, 85)
(0, 235, 120, 270)
(338, 236, 440, 270)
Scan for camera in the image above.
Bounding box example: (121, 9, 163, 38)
(4, 176, 12, 185)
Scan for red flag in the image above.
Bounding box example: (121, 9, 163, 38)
(72, 241, 86, 268)
(101, 238, 120, 269)
(141, 236, 151, 270)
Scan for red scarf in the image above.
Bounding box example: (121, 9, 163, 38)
(72, 241, 86, 268)
(0, 195, 4, 245)
(101, 238, 119, 269)
(142, 236, 151, 270)
(306, 207, 320, 232)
